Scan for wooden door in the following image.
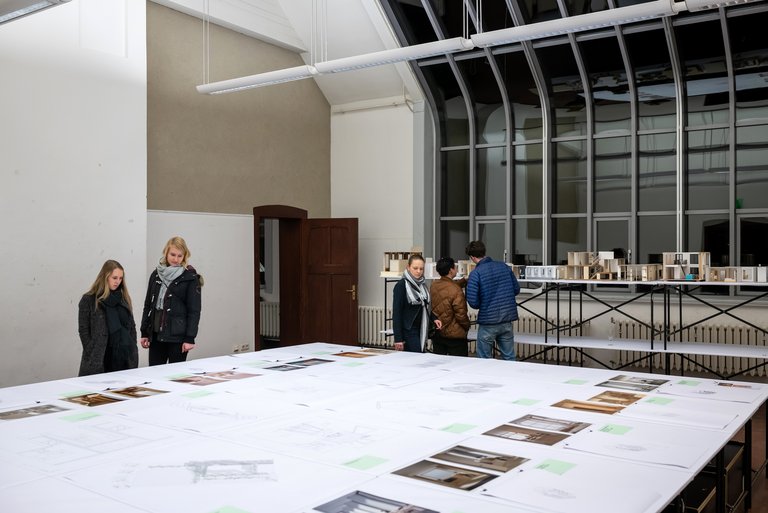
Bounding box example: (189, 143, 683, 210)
(303, 218, 358, 344)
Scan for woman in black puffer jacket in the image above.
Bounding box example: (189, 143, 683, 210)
(140, 236, 203, 366)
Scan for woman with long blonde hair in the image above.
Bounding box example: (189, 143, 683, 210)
(140, 236, 203, 366)
(77, 260, 138, 375)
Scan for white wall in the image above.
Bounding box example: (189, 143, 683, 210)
(0, 0, 147, 387)
(331, 102, 416, 308)
(146, 211, 255, 361)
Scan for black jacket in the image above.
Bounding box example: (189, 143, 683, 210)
(78, 294, 138, 375)
(140, 266, 202, 344)
(392, 278, 436, 342)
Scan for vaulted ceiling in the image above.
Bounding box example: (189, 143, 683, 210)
(151, 0, 423, 106)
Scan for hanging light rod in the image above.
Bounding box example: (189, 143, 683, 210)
(314, 37, 474, 74)
(0, 0, 71, 25)
(196, 64, 319, 95)
(471, 0, 683, 47)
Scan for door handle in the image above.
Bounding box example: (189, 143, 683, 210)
(346, 284, 356, 301)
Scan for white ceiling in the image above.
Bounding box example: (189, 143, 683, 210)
(151, 0, 423, 106)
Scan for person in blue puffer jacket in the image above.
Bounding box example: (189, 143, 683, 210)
(465, 240, 520, 360)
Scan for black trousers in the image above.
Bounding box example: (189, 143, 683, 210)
(148, 336, 188, 366)
(432, 333, 469, 357)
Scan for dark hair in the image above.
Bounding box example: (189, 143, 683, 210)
(465, 240, 486, 259)
(436, 257, 455, 277)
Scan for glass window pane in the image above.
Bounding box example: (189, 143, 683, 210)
(740, 217, 768, 266)
(595, 219, 629, 257)
(687, 128, 729, 211)
(477, 147, 507, 216)
(427, 0, 464, 39)
(728, 11, 768, 123)
(478, 222, 507, 261)
(458, 58, 505, 145)
(536, 44, 587, 137)
(579, 36, 631, 135)
(421, 63, 469, 147)
(736, 125, 768, 209)
(554, 140, 587, 214)
(496, 50, 543, 142)
(639, 133, 676, 211)
(688, 213, 729, 266)
(519, 0, 561, 24)
(440, 220, 470, 261)
(554, 217, 587, 264)
(675, 20, 729, 127)
(625, 29, 676, 131)
(565, 0, 608, 15)
(480, 1, 514, 32)
(514, 143, 543, 215)
(595, 137, 631, 213)
(390, 0, 439, 45)
(638, 215, 675, 265)
(441, 150, 469, 216)
(514, 218, 542, 265)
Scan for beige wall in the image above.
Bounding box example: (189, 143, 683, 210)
(147, 3, 331, 216)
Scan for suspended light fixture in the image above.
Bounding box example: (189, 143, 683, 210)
(196, 64, 319, 95)
(0, 0, 71, 25)
(684, 0, 764, 10)
(313, 37, 475, 74)
(471, 0, 684, 47)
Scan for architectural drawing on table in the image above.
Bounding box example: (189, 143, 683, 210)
(275, 420, 392, 452)
(314, 489, 439, 513)
(375, 399, 462, 418)
(587, 390, 646, 406)
(440, 382, 504, 394)
(483, 424, 570, 446)
(0, 404, 69, 421)
(113, 459, 276, 488)
(551, 399, 625, 415)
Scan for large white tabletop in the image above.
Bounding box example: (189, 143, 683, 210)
(0, 343, 765, 513)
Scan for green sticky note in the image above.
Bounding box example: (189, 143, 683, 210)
(183, 390, 214, 399)
(61, 390, 94, 398)
(678, 379, 701, 386)
(61, 411, 100, 422)
(513, 398, 540, 406)
(209, 507, 253, 513)
(243, 361, 272, 368)
(343, 361, 365, 367)
(564, 379, 588, 385)
(600, 424, 632, 435)
(441, 423, 476, 434)
(646, 397, 674, 405)
(312, 351, 335, 355)
(344, 455, 388, 470)
(536, 459, 576, 475)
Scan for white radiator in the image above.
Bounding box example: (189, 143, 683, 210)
(616, 320, 768, 377)
(259, 301, 280, 338)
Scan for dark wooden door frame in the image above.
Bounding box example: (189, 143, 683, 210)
(253, 205, 307, 351)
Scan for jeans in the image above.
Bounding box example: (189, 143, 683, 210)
(476, 322, 515, 360)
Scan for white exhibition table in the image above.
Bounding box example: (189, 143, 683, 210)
(0, 343, 766, 513)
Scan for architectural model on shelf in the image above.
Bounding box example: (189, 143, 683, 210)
(662, 252, 710, 281)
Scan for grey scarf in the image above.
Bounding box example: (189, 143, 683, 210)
(155, 264, 184, 309)
(403, 269, 430, 352)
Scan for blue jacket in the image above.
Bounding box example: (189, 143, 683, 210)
(465, 257, 520, 325)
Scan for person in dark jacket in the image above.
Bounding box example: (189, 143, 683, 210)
(465, 240, 520, 360)
(78, 260, 138, 375)
(392, 254, 441, 352)
(140, 236, 203, 366)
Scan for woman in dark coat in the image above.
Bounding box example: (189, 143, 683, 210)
(392, 254, 441, 352)
(77, 260, 138, 376)
(140, 236, 203, 366)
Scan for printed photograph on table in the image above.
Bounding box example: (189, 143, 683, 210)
(431, 445, 530, 472)
(509, 414, 591, 434)
(285, 358, 334, 367)
(171, 375, 231, 386)
(313, 490, 439, 513)
(204, 370, 261, 380)
(264, 364, 305, 372)
(334, 351, 375, 358)
(0, 404, 70, 420)
(484, 424, 571, 446)
(596, 375, 669, 392)
(108, 386, 170, 399)
(394, 460, 496, 491)
(551, 399, 625, 415)
(588, 390, 646, 406)
(61, 392, 125, 407)
(359, 348, 394, 354)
